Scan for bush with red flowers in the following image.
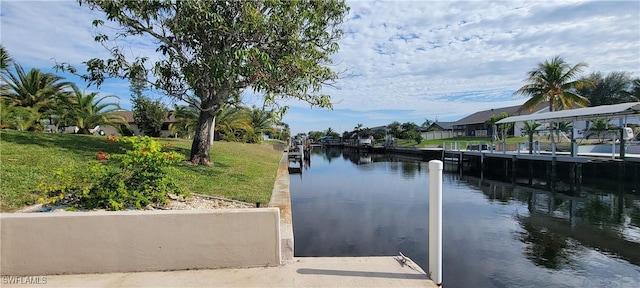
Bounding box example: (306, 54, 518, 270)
(40, 136, 188, 210)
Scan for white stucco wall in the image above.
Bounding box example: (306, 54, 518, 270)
(1, 208, 281, 276)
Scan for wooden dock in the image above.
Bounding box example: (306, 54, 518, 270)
(442, 146, 640, 192)
(315, 140, 638, 190)
(287, 144, 310, 174)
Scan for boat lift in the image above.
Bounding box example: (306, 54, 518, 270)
(497, 102, 640, 159)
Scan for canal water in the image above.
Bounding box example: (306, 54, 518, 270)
(290, 147, 640, 287)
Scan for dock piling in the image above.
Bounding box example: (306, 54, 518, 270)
(428, 160, 443, 286)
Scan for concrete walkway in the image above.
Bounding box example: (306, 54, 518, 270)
(3, 257, 438, 288)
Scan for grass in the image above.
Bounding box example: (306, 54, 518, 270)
(0, 130, 283, 212)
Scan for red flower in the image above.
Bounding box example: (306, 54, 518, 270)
(97, 151, 109, 161)
(141, 148, 147, 154)
(168, 155, 174, 161)
(105, 134, 118, 143)
(162, 142, 173, 151)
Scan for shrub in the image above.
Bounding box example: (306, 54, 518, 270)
(40, 136, 188, 210)
(119, 126, 135, 136)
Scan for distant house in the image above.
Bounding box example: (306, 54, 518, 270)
(101, 111, 177, 137)
(453, 103, 548, 137)
(418, 121, 465, 140)
(425, 121, 456, 132)
(368, 125, 388, 132)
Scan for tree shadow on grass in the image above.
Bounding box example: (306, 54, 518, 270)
(0, 130, 131, 156)
(0, 130, 200, 161)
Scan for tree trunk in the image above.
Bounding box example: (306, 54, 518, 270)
(190, 108, 216, 166)
(528, 134, 534, 154)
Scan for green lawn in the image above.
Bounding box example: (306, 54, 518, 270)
(0, 130, 283, 212)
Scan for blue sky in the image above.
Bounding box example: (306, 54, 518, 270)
(2, 0, 639, 135)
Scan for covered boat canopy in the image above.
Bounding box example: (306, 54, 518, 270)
(496, 102, 640, 124)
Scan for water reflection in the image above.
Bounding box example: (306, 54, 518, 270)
(517, 218, 581, 269)
(461, 176, 640, 267)
(340, 149, 425, 179)
(292, 148, 640, 287)
(321, 147, 341, 163)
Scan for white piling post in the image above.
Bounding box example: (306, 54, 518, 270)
(298, 144, 304, 160)
(611, 139, 615, 159)
(428, 160, 443, 286)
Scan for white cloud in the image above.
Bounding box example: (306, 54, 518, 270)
(2, 0, 639, 135)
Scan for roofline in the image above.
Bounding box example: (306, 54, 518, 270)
(496, 102, 640, 124)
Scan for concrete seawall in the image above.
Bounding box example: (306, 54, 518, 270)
(268, 153, 295, 262)
(0, 208, 281, 275)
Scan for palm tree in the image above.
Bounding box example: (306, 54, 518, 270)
(590, 118, 612, 143)
(515, 56, 592, 144)
(521, 121, 542, 154)
(11, 106, 42, 131)
(248, 107, 276, 142)
(2, 64, 73, 111)
(169, 104, 199, 139)
(0, 102, 42, 131)
(555, 121, 573, 142)
(324, 127, 339, 138)
(485, 112, 513, 143)
(215, 105, 252, 141)
(0, 44, 12, 71)
(61, 86, 126, 134)
(275, 122, 290, 141)
(171, 103, 258, 141)
(625, 78, 640, 102)
(0, 102, 15, 129)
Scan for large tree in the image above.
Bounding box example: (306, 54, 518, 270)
(132, 95, 169, 137)
(130, 72, 168, 137)
(577, 71, 635, 106)
(515, 56, 592, 144)
(60, 0, 349, 165)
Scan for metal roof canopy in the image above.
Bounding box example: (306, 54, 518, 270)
(496, 102, 640, 124)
